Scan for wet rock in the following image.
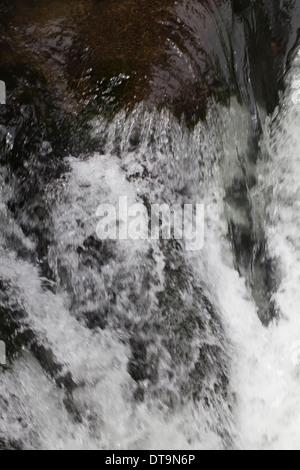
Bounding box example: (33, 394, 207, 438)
(0, 438, 23, 450)
(1, 0, 299, 126)
(0, 280, 34, 361)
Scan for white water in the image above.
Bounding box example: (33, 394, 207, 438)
(220, 46, 300, 450)
(1, 45, 300, 450)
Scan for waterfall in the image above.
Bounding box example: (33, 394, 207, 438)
(1, 0, 300, 451)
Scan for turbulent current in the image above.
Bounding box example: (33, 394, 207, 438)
(1, 1, 300, 451)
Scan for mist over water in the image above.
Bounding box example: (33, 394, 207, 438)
(1, 0, 300, 451)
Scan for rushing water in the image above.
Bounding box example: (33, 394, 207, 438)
(1, 0, 300, 451)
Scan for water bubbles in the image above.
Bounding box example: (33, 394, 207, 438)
(40, 141, 53, 157)
(5, 132, 13, 151)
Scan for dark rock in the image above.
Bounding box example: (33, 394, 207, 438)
(1, 0, 299, 126)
